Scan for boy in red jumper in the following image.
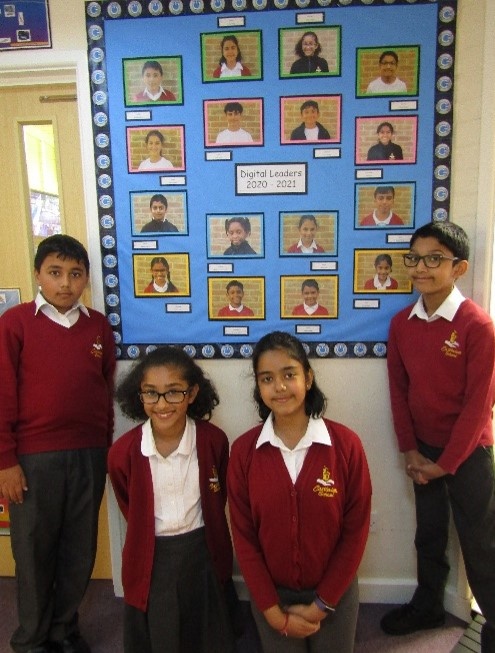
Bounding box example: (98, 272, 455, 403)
(382, 222, 495, 653)
(0, 235, 115, 653)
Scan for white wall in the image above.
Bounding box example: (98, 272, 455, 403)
(2, 0, 493, 620)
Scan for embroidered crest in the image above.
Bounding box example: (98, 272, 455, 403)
(313, 466, 338, 498)
(91, 335, 103, 358)
(209, 466, 221, 493)
(441, 330, 462, 359)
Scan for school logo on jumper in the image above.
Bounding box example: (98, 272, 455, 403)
(313, 466, 338, 498)
(441, 330, 462, 359)
(90, 335, 103, 358)
(209, 466, 221, 493)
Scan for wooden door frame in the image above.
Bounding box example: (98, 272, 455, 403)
(0, 51, 124, 594)
(0, 51, 104, 311)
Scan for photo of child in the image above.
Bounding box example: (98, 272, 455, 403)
(140, 195, 179, 233)
(355, 116, 418, 165)
(356, 183, 414, 229)
(292, 279, 330, 316)
(204, 99, 262, 148)
(354, 249, 411, 294)
(217, 280, 254, 317)
(364, 254, 398, 291)
(356, 46, 419, 97)
(281, 95, 340, 144)
(281, 211, 337, 256)
(223, 217, 257, 256)
(134, 254, 190, 297)
(279, 27, 341, 78)
(360, 186, 404, 227)
(280, 276, 338, 319)
(123, 57, 182, 106)
(127, 126, 185, 173)
(208, 277, 264, 320)
(201, 31, 262, 83)
(215, 102, 253, 145)
(207, 214, 263, 258)
(287, 215, 325, 254)
(290, 100, 330, 142)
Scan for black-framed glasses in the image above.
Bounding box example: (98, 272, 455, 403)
(403, 253, 460, 269)
(138, 388, 191, 405)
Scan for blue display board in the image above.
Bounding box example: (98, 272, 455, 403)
(85, 0, 456, 360)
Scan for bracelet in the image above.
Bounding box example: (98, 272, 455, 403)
(314, 594, 336, 614)
(278, 612, 289, 636)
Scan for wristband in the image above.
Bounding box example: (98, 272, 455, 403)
(314, 594, 336, 614)
(278, 612, 289, 636)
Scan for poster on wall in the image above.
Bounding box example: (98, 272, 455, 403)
(85, 0, 456, 360)
(0, 0, 51, 50)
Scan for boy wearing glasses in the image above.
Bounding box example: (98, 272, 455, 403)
(381, 222, 495, 652)
(0, 235, 115, 653)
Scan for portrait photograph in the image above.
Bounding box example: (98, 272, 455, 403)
(127, 126, 185, 173)
(279, 27, 341, 78)
(131, 191, 188, 236)
(200, 31, 262, 83)
(208, 276, 265, 320)
(354, 249, 412, 294)
(204, 98, 263, 148)
(134, 253, 190, 297)
(280, 275, 338, 319)
(280, 95, 341, 145)
(355, 116, 418, 165)
(280, 211, 337, 256)
(207, 213, 264, 258)
(122, 56, 183, 106)
(356, 46, 420, 98)
(355, 183, 415, 229)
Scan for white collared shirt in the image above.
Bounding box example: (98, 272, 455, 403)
(408, 285, 465, 323)
(296, 239, 319, 254)
(152, 280, 169, 293)
(35, 291, 89, 328)
(256, 415, 331, 484)
(371, 274, 393, 290)
(141, 416, 204, 536)
(372, 210, 393, 226)
(220, 62, 244, 77)
(302, 302, 320, 315)
(304, 126, 319, 141)
(142, 86, 166, 101)
(228, 303, 246, 313)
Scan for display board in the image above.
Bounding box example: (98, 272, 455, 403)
(85, 0, 456, 359)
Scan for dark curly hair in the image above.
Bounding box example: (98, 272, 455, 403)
(251, 331, 327, 421)
(116, 346, 219, 422)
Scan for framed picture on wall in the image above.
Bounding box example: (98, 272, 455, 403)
(122, 56, 183, 106)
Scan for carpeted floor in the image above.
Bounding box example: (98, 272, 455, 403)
(0, 578, 467, 653)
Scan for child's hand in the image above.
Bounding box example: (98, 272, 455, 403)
(264, 604, 320, 639)
(0, 464, 28, 503)
(282, 612, 320, 638)
(404, 450, 431, 485)
(288, 602, 328, 623)
(408, 461, 446, 482)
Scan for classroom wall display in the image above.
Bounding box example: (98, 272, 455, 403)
(85, 0, 457, 360)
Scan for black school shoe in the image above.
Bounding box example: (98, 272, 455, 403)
(50, 634, 91, 653)
(380, 603, 446, 635)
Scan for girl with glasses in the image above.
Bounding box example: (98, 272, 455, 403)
(108, 347, 237, 653)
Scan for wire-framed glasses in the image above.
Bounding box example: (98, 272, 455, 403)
(402, 253, 459, 269)
(138, 388, 191, 404)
